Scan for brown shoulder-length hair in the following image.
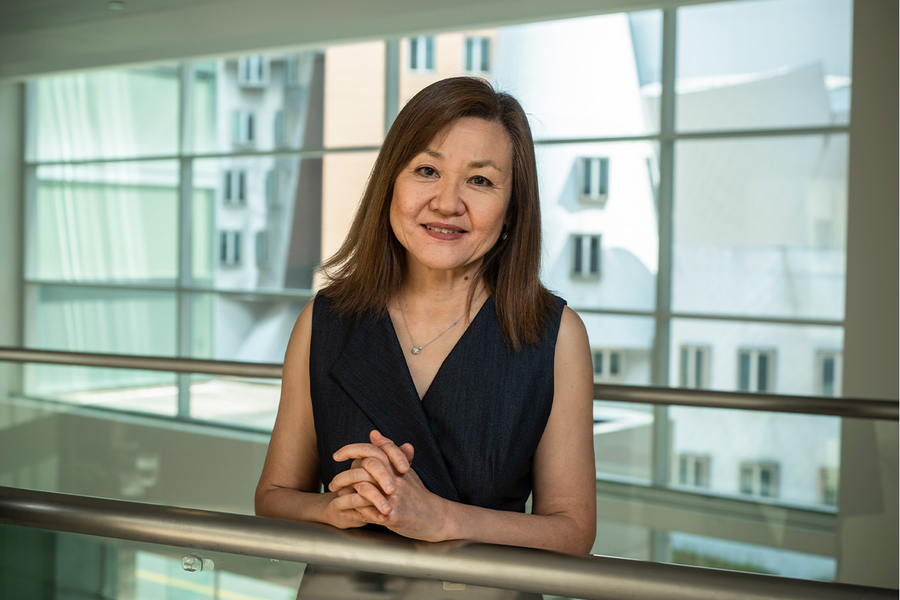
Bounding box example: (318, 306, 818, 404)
(319, 76, 554, 350)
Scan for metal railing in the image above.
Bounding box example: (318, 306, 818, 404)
(0, 486, 894, 600)
(0, 346, 896, 420)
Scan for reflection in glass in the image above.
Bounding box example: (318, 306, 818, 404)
(674, 0, 852, 131)
(29, 284, 177, 356)
(673, 135, 847, 320)
(33, 162, 179, 282)
(30, 66, 180, 161)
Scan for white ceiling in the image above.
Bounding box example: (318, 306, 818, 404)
(0, 0, 224, 36)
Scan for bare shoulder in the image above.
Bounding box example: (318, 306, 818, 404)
(284, 299, 315, 363)
(556, 305, 590, 356)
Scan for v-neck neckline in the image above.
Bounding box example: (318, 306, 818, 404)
(386, 295, 493, 402)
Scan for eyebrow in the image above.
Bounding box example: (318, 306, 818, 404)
(423, 149, 504, 172)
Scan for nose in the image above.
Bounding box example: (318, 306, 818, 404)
(429, 179, 465, 216)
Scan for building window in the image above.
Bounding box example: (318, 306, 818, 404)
(464, 37, 490, 72)
(232, 110, 255, 146)
(408, 36, 435, 72)
(737, 349, 775, 393)
(592, 348, 624, 382)
(678, 454, 710, 488)
(237, 55, 268, 87)
(578, 157, 610, 206)
(818, 467, 838, 506)
(284, 54, 300, 87)
(255, 231, 269, 268)
(222, 169, 246, 205)
(274, 109, 287, 148)
(572, 234, 601, 279)
(219, 231, 241, 266)
(679, 345, 710, 389)
(739, 462, 779, 498)
(816, 351, 842, 397)
(265, 169, 281, 207)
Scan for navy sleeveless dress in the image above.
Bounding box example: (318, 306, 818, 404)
(309, 293, 566, 513)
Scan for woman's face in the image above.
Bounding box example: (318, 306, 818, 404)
(389, 117, 513, 278)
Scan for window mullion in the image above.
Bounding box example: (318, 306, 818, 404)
(651, 7, 678, 499)
(177, 64, 195, 419)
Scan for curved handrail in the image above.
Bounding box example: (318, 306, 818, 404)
(0, 346, 896, 420)
(0, 487, 894, 600)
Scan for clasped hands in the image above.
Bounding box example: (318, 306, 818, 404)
(326, 430, 449, 542)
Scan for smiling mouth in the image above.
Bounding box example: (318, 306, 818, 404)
(425, 224, 465, 234)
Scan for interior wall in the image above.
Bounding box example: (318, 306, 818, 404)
(836, 0, 899, 588)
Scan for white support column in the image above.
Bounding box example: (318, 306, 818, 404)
(0, 80, 23, 400)
(836, 0, 899, 588)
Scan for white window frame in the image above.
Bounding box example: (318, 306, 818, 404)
(237, 55, 269, 88)
(231, 109, 256, 146)
(815, 351, 842, 397)
(222, 169, 246, 205)
(739, 461, 779, 498)
(578, 156, 610, 206)
(737, 349, 776, 393)
(679, 344, 710, 389)
(408, 36, 435, 72)
(219, 231, 242, 267)
(592, 348, 624, 382)
(571, 234, 601, 279)
(678, 453, 710, 488)
(464, 36, 491, 73)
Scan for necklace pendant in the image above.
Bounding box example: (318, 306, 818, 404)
(411, 347, 422, 355)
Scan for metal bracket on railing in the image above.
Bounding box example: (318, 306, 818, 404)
(182, 554, 214, 572)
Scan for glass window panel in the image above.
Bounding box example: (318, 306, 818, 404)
(674, 0, 852, 131)
(492, 11, 662, 139)
(189, 52, 326, 154)
(673, 135, 847, 319)
(669, 532, 835, 581)
(32, 162, 179, 283)
(670, 319, 841, 396)
(672, 403, 840, 506)
(23, 364, 176, 417)
(30, 66, 179, 162)
(537, 141, 658, 311)
(321, 151, 380, 265)
(398, 30, 495, 103)
(190, 292, 306, 364)
(586, 313, 654, 482)
(323, 41, 386, 148)
(28, 284, 177, 356)
(189, 375, 280, 430)
(194, 153, 341, 291)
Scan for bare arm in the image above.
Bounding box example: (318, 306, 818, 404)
(334, 307, 597, 553)
(255, 300, 404, 528)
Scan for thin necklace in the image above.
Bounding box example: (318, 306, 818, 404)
(399, 288, 486, 356)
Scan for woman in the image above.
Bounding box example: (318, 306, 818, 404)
(255, 77, 596, 554)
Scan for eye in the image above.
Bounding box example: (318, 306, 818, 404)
(470, 175, 494, 187)
(415, 166, 438, 178)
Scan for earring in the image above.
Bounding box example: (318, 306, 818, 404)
(501, 224, 509, 241)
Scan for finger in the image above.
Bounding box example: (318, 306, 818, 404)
(356, 505, 388, 524)
(333, 443, 390, 465)
(332, 444, 398, 491)
(352, 481, 393, 515)
(327, 467, 379, 493)
(369, 430, 411, 473)
(399, 443, 415, 463)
